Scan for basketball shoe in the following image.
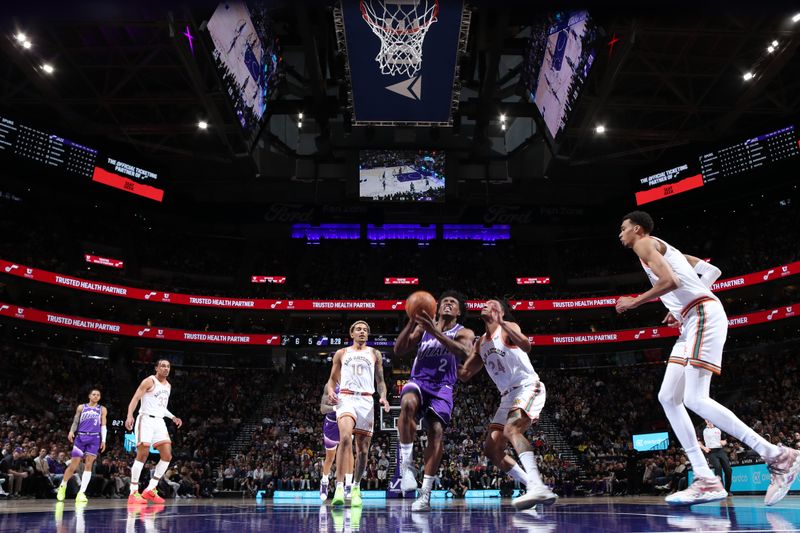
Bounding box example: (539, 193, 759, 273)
(127, 491, 148, 505)
(142, 488, 165, 504)
(765, 445, 800, 506)
(350, 486, 362, 507)
(400, 461, 418, 492)
(512, 483, 558, 510)
(665, 476, 727, 505)
(410, 488, 431, 512)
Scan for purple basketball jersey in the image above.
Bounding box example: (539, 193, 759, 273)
(78, 404, 102, 433)
(410, 324, 463, 387)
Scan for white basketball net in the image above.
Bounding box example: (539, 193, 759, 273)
(360, 0, 439, 78)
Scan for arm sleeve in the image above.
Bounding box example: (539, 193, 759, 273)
(164, 409, 176, 420)
(694, 260, 722, 288)
(101, 426, 107, 443)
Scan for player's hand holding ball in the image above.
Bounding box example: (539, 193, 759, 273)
(406, 291, 437, 331)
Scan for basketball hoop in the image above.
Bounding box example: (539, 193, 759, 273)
(360, 0, 439, 78)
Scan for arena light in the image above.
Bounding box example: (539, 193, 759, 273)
(499, 114, 506, 122)
(41, 63, 54, 74)
(198, 120, 208, 130)
(743, 72, 754, 81)
(771, 40, 779, 47)
(792, 13, 800, 23)
(767, 45, 775, 53)
(22, 40, 32, 49)
(595, 124, 606, 134)
(15, 32, 27, 43)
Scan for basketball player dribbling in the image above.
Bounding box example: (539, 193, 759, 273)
(617, 211, 800, 505)
(459, 299, 558, 510)
(125, 359, 183, 505)
(56, 389, 107, 504)
(319, 384, 353, 502)
(325, 321, 390, 507)
(394, 291, 475, 511)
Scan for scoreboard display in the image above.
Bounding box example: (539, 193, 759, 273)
(279, 334, 396, 348)
(0, 114, 164, 202)
(636, 125, 799, 205)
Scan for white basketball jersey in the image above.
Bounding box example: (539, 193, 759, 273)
(340, 346, 376, 394)
(139, 375, 171, 417)
(478, 328, 538, 393)
(641, 237, 717, 317)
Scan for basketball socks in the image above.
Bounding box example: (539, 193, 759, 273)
(518, 452, 544, 487)
(345, 473, 353, 490)
(507, 464, 528, 486)
(79, 471, 92, 493)
(130, 460, 145, 494)
(684, 367, 781, 461)
(146, 460, 170, 491)
(399, 442, 413, 465)
(421, 475, 434, 492)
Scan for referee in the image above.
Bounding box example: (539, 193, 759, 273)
(700, 420, 732, 495)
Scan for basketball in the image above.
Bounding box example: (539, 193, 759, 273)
(406, 291, 437, 320)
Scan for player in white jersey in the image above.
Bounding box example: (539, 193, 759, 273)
(459, 300, 557, 510)
(325, 321, 390, 507)
(617, 211, 799, 506)
(124, 359, 183, 506)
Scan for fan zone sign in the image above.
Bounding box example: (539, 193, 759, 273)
(337, 0, 467, 125)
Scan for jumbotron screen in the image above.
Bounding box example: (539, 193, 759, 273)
(523, 11, 598, 144)
(359, 150, 445, 202)
(207, 0, 281, 144)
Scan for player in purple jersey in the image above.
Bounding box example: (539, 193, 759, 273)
(56, 389, 107, 504)
(394, 291, 475, 511)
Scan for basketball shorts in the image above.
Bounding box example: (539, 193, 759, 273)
(135, 413, 171, 447)
(400, 379, 454, 427)
(336, 394, 375, 437)
(668, 298, 726, 375)
(323, 416, 340, 450)
(72, 433, 101, 458)
(490, 381, 546, 430)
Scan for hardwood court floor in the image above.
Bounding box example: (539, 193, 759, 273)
(1, 495, 799, 532)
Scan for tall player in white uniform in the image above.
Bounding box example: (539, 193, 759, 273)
(617, 211, 800, 506)
(325, 321, 390, 507)
(459, 300, 558, 510)
(124, 359, 183, 505)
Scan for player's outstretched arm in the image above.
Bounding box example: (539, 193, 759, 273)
(125, 377, 153, 430)
(457, 341, 484, 382)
